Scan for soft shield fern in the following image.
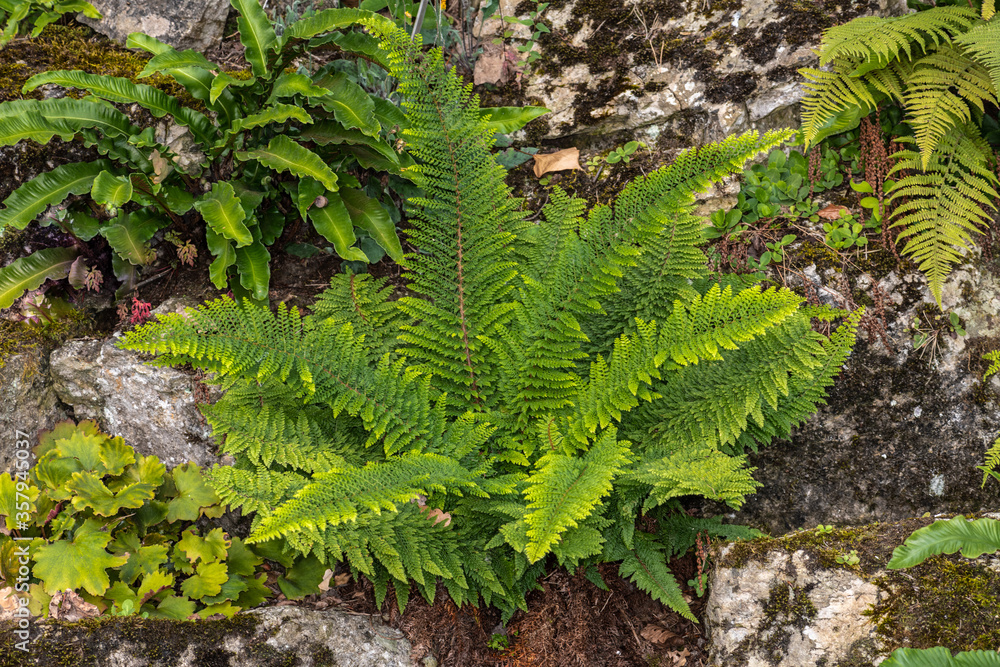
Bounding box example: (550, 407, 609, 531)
(799, 3, 1000, 304)
(119, 24, 861, 621)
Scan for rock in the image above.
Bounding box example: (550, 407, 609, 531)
(484, 0, 908, 146)
(48, 299, 220, 468)
(0, 350, 68, 473)
(78, 0, 230, 53)
(720, 260, 1000, 534)
(0, 606, 414, 666)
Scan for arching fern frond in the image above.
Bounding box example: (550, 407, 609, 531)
(889, 125, 998, 304)
(956, 17, 1000, 93)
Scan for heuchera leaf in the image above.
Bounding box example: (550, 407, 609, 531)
(277, 554, 326, 599)
(118, 543, 170, 585)
(97, 436, 135, 476)
(33, 531, 128, 596)
(177, 528, 230, 565)
(226, 536, 263, 577)
(48, 424, 105, 471)
(181, 561, 228, 599)
(235, 573, 273, 608)
(66, 471, 156, 516)
(166, 463, 220, 522)
(0, 473, 38, 532)
(148, 594, 196, 620)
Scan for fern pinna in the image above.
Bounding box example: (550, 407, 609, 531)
(120, 21, 861, 621)
(799, 4, 1000, 304)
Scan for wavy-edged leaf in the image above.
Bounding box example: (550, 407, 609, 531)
(194, 181, 252, 247)
(887, 516, 1000, 569)
(24, 70, 215, 144)
(0, 98, 137, 146)
(317, 72, 380, 137)
(206, 228, 237, 290)
(91, 170, 133, 207)
(267, 72, 331, 103)
(236, 135, 339, 191)
(480, 106, 549, 134)
(234, 240, 271, 301)
(101, 211, 168, 266)
(33, 530, 127, 596)
(0, 246, 77, 309)
(210, 71, 257, 104)
(137, 49, 221, 79)
(882, 647, 1000, 667)
(339, 187, 402, 262)
(229, 103, 313, 135)
(282, 7, 379, 41)
(0, 160, 109, 230)
(299, 121, 400, 164)
(325, 31, 391, 68)
(308, 193, 368, 262)
(232, 0, 276, 77)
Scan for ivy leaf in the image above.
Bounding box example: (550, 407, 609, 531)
(339, 187, 402, 262)
(181, 561, 228, 599)
(166, 463, 220, 522)
(194, 181, 253, 248)
(33, 531, 128, 596)
(277, 554, 326, 599)
(66, 471, 156, 516)
(177, 528, 230, 565)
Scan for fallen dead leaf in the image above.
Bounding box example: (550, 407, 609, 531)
(817, 203, 850, 220)
(49, 589, 100, 622)
(533, 147, 582, 178)
(422, 507, 452, 527)
(318, 569, 335, 592)
(334, 572, 351, 586)
(640, 624, 676, 644)
(0, 587, 19, 618)
(474, 42, 506, 85)
(667, 647, 691, 666)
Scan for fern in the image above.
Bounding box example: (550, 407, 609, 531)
(119, 22, 859, 622)
(800, 6, 1000, 304)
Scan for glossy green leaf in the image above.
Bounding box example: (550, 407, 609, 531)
(194, 181, 252, 247)
(210, 71, 256, 104)
(340, 187, 402, 262)
(91, 170, 133, 207)
(206, 228, 237, 290)
(479, 106, 549, 134)
(234, 240, 272, 301)
(888, 516, 1000, 569)
(236, 135, 339, 191)
(0, 161, 109, 231)
(296, 177, 325, 221)
(282, 7, 379, 41)
(230, 103, 313, 135)
(0, 246, 77, 309)
(137, 49, 221, 79)
(267, 72, 330, 103)
(318, 72, 379, 137)
(232, 0, 276, 77)
(308, 194, 368, 262)
(101, 211, 167, 266)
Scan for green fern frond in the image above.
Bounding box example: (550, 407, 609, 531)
(311, 271, 406, 358)
(978, 434, 1000, 487)
(956, 17, 1000, 93)
(632, 447, 761, 512)
(209, 463, 309, 519)
(800, 62, 879, 146)
(983, 350, 1000, 378)
(889, 125, 998, 304)
(817, 7, 977, 70)
(617, 531, 695, 622)
(903, 46, 996, 168)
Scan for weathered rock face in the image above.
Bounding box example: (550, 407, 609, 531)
(1, 606, 414, 666)
(483, 0, 908, 146)
(718, 259, 1000, 535)
(47, 299, 220, 468)
(705, 518, 1000, 666)
(78, 0, 230, 52)
(0, 351, 68, 473)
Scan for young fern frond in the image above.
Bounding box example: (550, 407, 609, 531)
(983, 350, 1000, 379)
(889, 125, 998, 303)
(980, 435, 1000, 488)
(310, 272, 406, 358)
(956, 18, 1000, 92)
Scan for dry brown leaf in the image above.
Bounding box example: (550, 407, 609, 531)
(334, 572, 351, 587)
(424, 507, 452, 527)
(318, 569, 335, 592)
(0, 587, 19, 618)
(667, 648, 691, 666)
(150, 150, 173, 184)
(474, 42, 506, 86)
(48, 589, 99, 622)
(533, 148, 582, 178)
(640, 624, 676, 644)
(817, 204, 850, 220)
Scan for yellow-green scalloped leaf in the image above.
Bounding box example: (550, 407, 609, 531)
(181, 560, 228, 599)
(0, 473, 38, 532)
(118, 544, 170, 585)
(177, 528, 230, 565)
(197, 601, 241, 618)
(0, 247, 77, 310)
(147, 594, 196, 620)
(66, 471, 156, 516)
(33, 531, 127, 596)
(236, 135, 339, 191)
(166, 463, 220, 522)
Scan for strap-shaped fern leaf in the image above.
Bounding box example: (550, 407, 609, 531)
(887, 515, 1000, 569)
(889, 125, 998, 304)
(903, 46, 996, 168)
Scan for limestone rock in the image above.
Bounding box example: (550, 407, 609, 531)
(0, 350, 68, 473)
(0, 606, 414, 666)
(48, 299, 219, 468)
(485, 0, 908, 145)
(79, 0, 230, 53)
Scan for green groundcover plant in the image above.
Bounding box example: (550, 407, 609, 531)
(0, 420, 326, 618)
(120, 20, 862, 622)
(0, 0, 98, 49)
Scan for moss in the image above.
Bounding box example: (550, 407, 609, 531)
(732, 583, 818, 664)
(867, 557, 1000, 651)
